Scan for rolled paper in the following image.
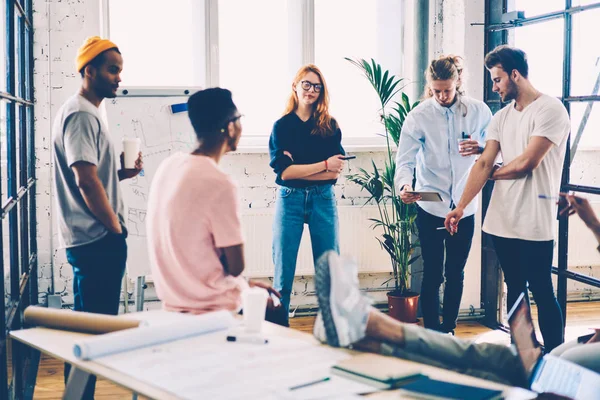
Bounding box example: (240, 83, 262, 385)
(73, 310, 235, 360)
(23, 306, 142, 334)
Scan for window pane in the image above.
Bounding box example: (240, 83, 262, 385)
(571, 8, 600, 96)
(0, 102, 7, 204)
(572, 0, 600, 7)
(315, 0, 403, 138)
(218, 0, 299, 136)
(569, 102, 600, 187)
(571, 102, 600, 186)
(109, 0, 205, 87)
(511, 0, 565, 16)
(512, 18, 564, 98)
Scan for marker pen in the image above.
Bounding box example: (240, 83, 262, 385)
(226, 335, 269, 344)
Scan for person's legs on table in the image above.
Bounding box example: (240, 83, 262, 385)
(313, 250, 525, 387)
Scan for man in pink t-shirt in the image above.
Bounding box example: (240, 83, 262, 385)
(147, 88, 285, 325)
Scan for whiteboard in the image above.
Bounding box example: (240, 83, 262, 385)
(105, 96, 195, 277)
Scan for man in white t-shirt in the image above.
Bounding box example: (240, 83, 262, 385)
(444, 45, 570, 352)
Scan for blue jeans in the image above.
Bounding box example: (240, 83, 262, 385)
(64, 231, 127, 399)
(272, 184, 339, 325)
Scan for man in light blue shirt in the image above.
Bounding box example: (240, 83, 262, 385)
(395, 55, 492, 334)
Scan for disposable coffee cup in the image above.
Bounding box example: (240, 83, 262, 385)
(457, 138, 470, 152)
(242, 287, 269, 333)
(123, 138, 141, 169)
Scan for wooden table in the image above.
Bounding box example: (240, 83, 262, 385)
(10, 319, 534, 400)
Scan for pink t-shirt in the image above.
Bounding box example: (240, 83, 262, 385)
(147, 153, 248, 313)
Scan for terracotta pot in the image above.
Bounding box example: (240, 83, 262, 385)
(387, 291, 420, 323)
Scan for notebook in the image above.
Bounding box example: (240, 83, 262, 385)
(398, 376, 504, 400)
(331, 353, 426, 389)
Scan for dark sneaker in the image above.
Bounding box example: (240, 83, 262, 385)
(313, 251, 371, 347)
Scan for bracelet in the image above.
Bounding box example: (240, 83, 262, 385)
(324, 160, 329, 172)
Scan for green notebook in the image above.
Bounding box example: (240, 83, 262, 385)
(331, 354, 426, 389)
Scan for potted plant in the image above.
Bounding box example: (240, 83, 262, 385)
(345, 58, 421, 323)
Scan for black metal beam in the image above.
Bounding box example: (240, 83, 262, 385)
(564, 184, 600, 196)
(487, 3, 600, 32)
(557, 0, 573, 327)
(565, 95, 600, 102)
(552, 267, 600, 288)
(481, 0, 508, 327)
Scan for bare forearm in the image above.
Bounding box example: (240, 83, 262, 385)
(457, 160, 495, 209)
(79, 182, 121, 233)
(302, 171, 340, 181)
(491, 157, 530, 180)
(281, 162, 326, 180)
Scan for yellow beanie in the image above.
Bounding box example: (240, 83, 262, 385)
(76, 36, 119, 73)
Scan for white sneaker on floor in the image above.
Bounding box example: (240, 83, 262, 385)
(314, 251, 371, 347)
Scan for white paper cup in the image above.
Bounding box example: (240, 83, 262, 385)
(457, 138, 469, 152)
(242, 287, 268, 333)
(123, 138, 141, 169)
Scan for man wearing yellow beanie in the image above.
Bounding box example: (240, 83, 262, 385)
(51, 36, 142, 399)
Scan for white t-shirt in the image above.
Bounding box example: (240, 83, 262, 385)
(482, 94, 570, 241)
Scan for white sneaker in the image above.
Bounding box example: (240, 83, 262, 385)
(313, 312, 326, 343)
(314, 251, 371, 347)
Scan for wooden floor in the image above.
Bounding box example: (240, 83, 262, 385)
(21, 302, 600, 399)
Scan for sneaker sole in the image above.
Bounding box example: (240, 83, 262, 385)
(315, 251, 340, 347)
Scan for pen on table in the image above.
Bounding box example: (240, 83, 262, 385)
(289, 377, 330, 391)
(226, 335, 268, 344)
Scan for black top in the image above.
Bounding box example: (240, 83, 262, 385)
(269, 112, 345, 188)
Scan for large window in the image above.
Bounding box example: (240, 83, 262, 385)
(484, 0, 600, 327)
(0, 0, 37, 397)
(107, 0, 404, 138)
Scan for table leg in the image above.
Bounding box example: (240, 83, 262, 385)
(62, 367, 91, 400)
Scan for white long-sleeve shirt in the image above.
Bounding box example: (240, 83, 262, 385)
(395, 96, 492, 218)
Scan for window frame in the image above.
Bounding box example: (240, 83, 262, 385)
(101, 0, 400, 146)
(482, 0, 600, 329)
(0, 0, 38, 397)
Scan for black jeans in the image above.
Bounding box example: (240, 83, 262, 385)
(63, 231, 127, 400)
(491, 235, 564, 352)
(416, 207, 474, 331)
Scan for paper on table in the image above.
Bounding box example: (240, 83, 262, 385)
(96, 331, 377, 400)
(73, 310, 235, 360)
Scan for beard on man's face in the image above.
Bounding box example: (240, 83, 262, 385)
(502, 78, 519, 102)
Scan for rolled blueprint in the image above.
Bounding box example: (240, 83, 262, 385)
(23, 306, 142, 334)
(73, 310, 235, 360)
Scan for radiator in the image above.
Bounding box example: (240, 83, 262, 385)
(242, 206, 394, 277)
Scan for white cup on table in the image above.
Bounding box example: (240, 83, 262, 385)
(122, 137, 141, 169)
(242, 287, 269, 333)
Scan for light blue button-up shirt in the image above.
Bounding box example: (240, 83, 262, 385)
(394, 96, 492, 218)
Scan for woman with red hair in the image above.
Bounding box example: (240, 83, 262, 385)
(268, 64, 346, 326)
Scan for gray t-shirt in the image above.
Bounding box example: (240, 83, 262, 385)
(52, 94, 125, 248)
